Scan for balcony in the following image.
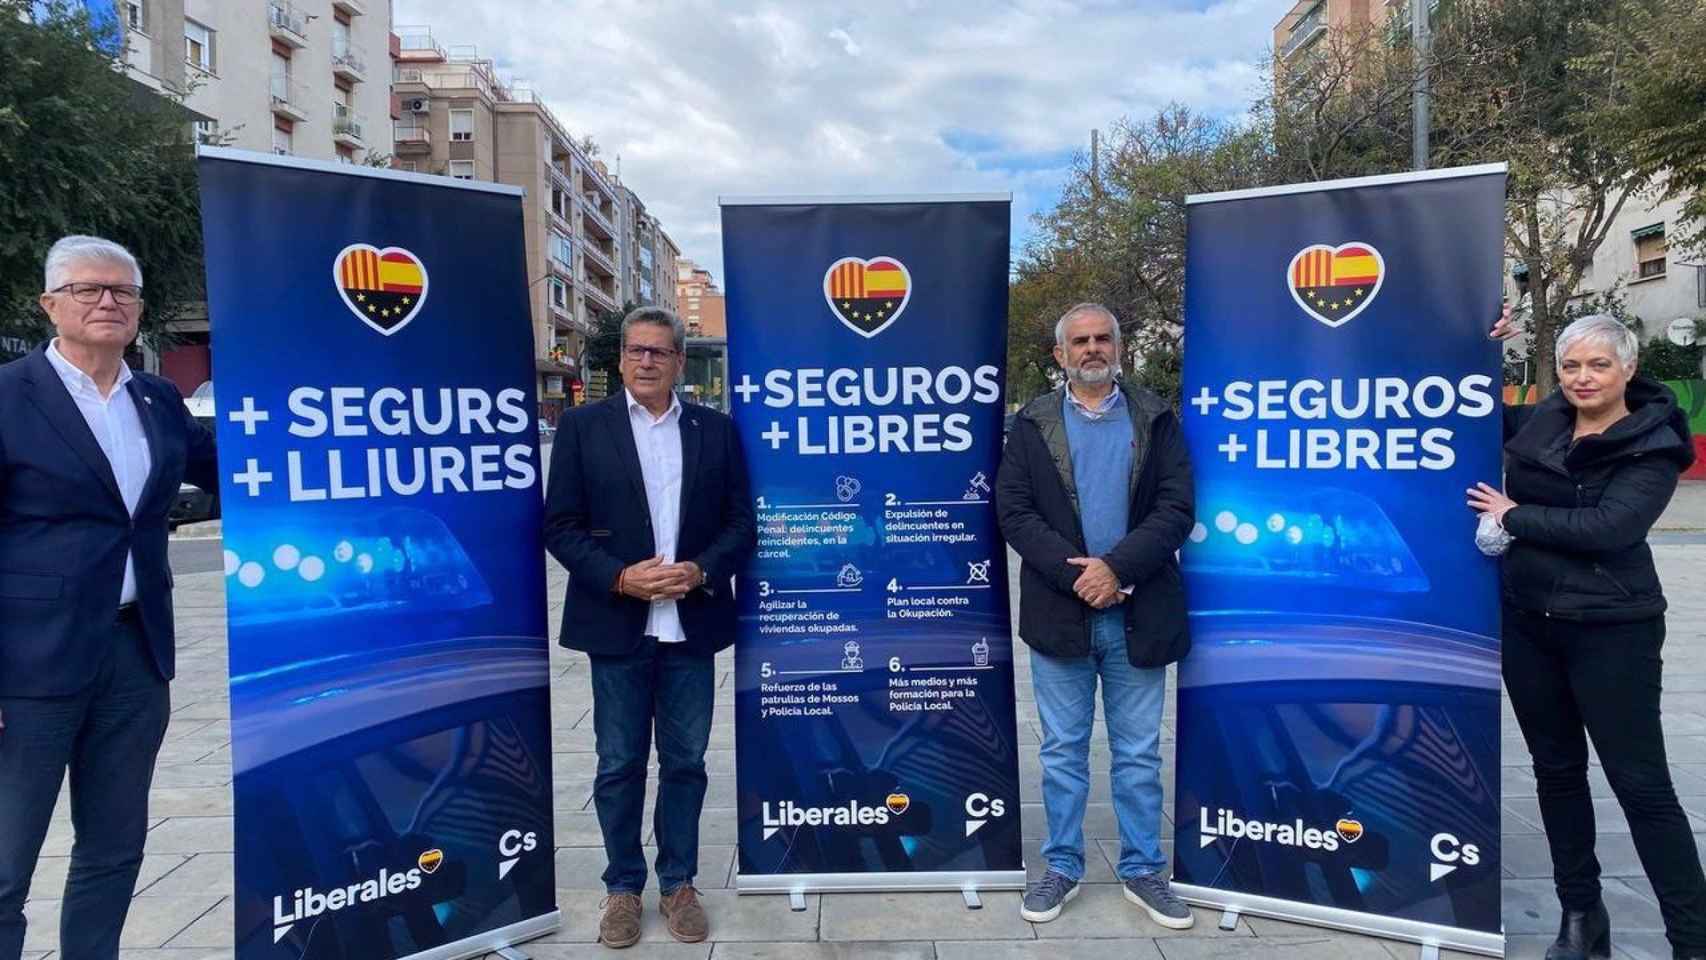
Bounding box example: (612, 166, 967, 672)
(268, 1, 308, 48)
(394, 26, 446, 62)
(1280, 2, 1325, 60)
(331, 0, 366, 15)
(582, 242, 618, 279)
(332, 41, 367, 82)
(333, 106, 365, 148)
(269, 77, 309, 122)
(393, 123, 431, 154)
(580, 199, 616, 240)
(549, 254, 575, 281)
(582, 279, 617, 313)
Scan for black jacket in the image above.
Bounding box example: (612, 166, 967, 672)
(995, 382, 1195, 666)
(0, 344, 218, 696)
(1500, 376, 1694, 623)
(544, 394, 756, 656)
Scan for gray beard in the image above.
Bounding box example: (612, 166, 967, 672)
(1066, 363, 1115, 385)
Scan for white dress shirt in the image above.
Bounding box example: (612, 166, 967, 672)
(46, 339, 153, 605)
(625, 388, 685, 643)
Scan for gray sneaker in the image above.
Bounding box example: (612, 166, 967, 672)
(1124, 873, 1194, 929)
(1019, 869, 1079, 922)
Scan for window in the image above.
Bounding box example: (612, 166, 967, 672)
(550, 278, 568, 310)
(450, 109, 474, 142)
(270, 51, 291, 100)
(184, 18, 212, 71)
(126, 1, 144, 32)
(399, 161, 418, 173)
(331, 17, 350, 52)
(1698, 264, 1706, 309)
(336, 147, 354, 164)
(449, 160, 474, 180)
(272, 125, 292, 156)
(550, 230, 573, 266)
(1635, 224, 1667, 279)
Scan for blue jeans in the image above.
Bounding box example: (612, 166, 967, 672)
(1030, 609, 1167, 881)
(588, 639, 715, 895)
(0, 615, 169, 960)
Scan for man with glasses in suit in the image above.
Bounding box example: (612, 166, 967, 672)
(0, 235, 218, 960)
(544, 306, 754, 949)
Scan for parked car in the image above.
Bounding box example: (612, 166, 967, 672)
(170, 381, 219, 530)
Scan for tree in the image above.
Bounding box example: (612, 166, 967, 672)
(0, 0, 208, 352)
(584, 301, 638, 389)
(1583, 0, 1706, 256)
(1007, 107, 1270, 407)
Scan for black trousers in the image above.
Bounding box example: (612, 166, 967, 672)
(1504, 606, 1706, 952)
(0, 612, 169, 960)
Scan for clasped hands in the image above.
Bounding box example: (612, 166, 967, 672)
(1067, 556, 1124, 610)
(618, 556, 703, 601)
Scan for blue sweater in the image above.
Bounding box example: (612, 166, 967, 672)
(1061, 389, 1133, 558)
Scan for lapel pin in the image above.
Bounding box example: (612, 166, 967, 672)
(144, 396, 153, 405)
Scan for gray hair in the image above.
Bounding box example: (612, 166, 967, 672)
(1555, 313, 1638, 373)
(1054, 302, 1121, 354)
(43, 235, 143, 292)
(620, 305, 686, 354)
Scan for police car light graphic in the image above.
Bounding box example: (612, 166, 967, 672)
(1182, 488, 1428, 593)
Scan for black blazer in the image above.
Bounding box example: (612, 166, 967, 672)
(543, 394, 755, 656)
(0, 344, 218, 697)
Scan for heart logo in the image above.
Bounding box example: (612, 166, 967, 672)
(334, 243, 430, 336)
(417, 848, 444, 874)
(1287, 242, 1385, 328)
(824, 256, 911, 339)
(1335, 817, 1364, 844)
(885, 793, 911, 816)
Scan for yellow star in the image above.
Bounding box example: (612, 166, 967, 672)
(366, 304, 376, 313)
(886, 301, 894, 308)
(381, 308, 391, 317)
(842, 301, 851, 309)
(877, 309, 886, 317)
(402, 296, 412, 304)
(1354, 288, 1364, 297)
(355, 293, 366, 302)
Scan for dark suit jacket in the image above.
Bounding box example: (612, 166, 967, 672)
(0, 344, 218, 697)
(544, 394, 755, 657)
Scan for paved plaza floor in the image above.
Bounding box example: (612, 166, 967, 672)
(19, 501, 1706, 959)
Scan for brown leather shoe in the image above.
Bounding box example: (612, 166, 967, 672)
(599, 892, 643, 948)
(659, 885, 708, 943)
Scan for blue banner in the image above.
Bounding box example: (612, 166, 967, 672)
(1172, 167, 1507, 949)
(721, 197, 1025, 890)
(197, 149, 558, 958)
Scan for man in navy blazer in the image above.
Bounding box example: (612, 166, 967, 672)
(544, 306, 754, 948)
(0, 236, 218, 960)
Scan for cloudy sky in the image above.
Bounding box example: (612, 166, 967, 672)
(393, 0, 1280, 283)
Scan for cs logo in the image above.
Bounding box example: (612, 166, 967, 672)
(499, 829, 539, 881)
(1430, 832, 1480, 882)
(965, 792, 1007, 837)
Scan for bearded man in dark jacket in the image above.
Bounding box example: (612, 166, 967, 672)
(1471, 313, 1704, 960)
(996, 303, 1195, 929)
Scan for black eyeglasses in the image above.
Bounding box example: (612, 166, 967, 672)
(52, 283, 143, 306)
(623, 344, 680, 362)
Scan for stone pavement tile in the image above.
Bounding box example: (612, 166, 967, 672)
(137, 854, 233, 897)
(1503, 877, 1662, 934)
(551, 845, 735, 891)
(1155, 935, 1393, 958)
(28, 853, 184, 900)
(820, 890, 1034, 941)
(1379, 939, 1528, 960)
(146, 787, 233, 818)
(26, 895, 221, 951)
(149, 764, 231, 790)
(537, 889, 820, 945)
(1021, 838, 1117, 885)
(144, 817, 234, 855)
(159, 896, 230, 948)
(1031, 884, 1244, 940)
(711, 943, 935, 960)
(555, 812, 608, 846)
(19, 952, 49, 960)
(495, 945, 709, 960)
(937, 940, 1165, 960)
(1611, 931, 1682, 959)
(1019, 802, 1124, 840)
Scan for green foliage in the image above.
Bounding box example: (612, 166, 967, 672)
(584, 301, 638, 389)
(0, 0, 208, 351)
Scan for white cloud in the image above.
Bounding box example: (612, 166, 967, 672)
(393, 0, 1276, 282)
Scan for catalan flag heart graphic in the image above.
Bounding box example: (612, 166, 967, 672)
(334, 243, 429, 336)
(1286, 242, 1385, 328)
(823, 256, 911, 338)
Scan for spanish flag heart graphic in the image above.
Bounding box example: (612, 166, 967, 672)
(824, 256, 911, 338)
(1286, 242, 1385, 328)
(885, 793, 911, 816)
(334, 243, 429, 336)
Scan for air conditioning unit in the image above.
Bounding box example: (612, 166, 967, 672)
(407, 98, 429, 113)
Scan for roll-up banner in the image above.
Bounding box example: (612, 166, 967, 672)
(721, 196, 1026, 894)
(197, 148, 559, 959)
(1173, 164, 1508, 955)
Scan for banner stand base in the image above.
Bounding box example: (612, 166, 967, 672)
(789, 891, 808, 912)
(1172, 884, 1502, 958)
(401, 910, 562, 960)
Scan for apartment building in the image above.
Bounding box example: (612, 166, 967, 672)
(653, 229, 682, 317)
(390, 27, 623, 420)
(118, 0, 394, 394)
(676, 260, 726, 339)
